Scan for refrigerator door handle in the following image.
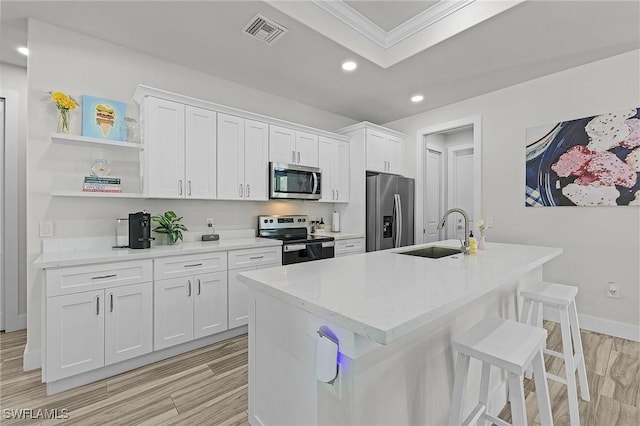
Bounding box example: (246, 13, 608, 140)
(397, 194, 403, 246)
(393, 194, 400, 248)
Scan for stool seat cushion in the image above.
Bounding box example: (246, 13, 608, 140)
(521, 281, 578, 306)
(452, 317, 547, 375)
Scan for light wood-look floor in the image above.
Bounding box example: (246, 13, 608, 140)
(1, 322, 638, 425)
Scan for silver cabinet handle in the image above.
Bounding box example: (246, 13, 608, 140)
(179, 179, 183, 195)
(188, 180, 192, 196)
(184, 263, 202, 268)
(96, 296, 100, 315)
(249, 255, 264, 260)
(188, 280, 192, 297)
(91, 274, 116, 280)
(336, 189, 339, 200)
(292, 150, 296, 163)
(197, 279, 201, 295)
(246, 184, 250, 198)
(297, 151, 300, 164)
(239, 184, 243, 197)
(345, 244, 355, 248)
(110, 293, 114, 312)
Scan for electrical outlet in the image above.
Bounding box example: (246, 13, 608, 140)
(607, 282, 620, 298)
(206, 218, 214, 227)
(39, 221, 54, 237)
(486, 217, 494, 228)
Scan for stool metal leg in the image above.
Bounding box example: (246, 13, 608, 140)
(508, 372, 527, 426)
(478, 362, 491, 426)
(449, 353, 471, 426)
(568, 301, 590, 402)
(559, 306, 580, 426)
(531, 348, 554, 426)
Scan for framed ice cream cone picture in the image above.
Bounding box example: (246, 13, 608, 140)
(82, 95, 126, 140)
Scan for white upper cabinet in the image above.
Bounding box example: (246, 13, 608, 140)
(366, 129, 405, 175)
(185, 106, 217, 199)
(217, 114, 268, 200)
(145, 98, 186, 198)
(269, 125, 319, 167)
(319, 136, 349, 203)
(143, 97, 217, 198)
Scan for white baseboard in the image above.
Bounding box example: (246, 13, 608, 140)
(23, 348, 41, 371)
(542, 307, 640, 342)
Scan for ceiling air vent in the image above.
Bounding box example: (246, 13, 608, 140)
(243, 14, 288, 45)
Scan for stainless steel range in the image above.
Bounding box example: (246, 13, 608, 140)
(258, 215, 335, 265)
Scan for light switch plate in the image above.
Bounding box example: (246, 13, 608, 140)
(40, 221, 54, 237)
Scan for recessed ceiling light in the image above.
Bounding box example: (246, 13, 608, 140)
(342, 61, 357, 72)
(17, 46, 29, 56)
(411, 94, 424, 103)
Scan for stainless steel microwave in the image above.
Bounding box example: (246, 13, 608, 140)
(270, 162, 322, 200)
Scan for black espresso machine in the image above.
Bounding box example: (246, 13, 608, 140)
(128, 211, 155, 249)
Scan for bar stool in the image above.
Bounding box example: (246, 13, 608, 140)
(449, 317, 553, 426)
(520, 281, 589, 426)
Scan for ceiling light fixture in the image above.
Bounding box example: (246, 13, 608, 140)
(17, 46, 29, 56)
(342, 61, 357, 72)
(411, 95, 424, 103)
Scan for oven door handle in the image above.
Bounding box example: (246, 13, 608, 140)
(284, 244, 307, 252)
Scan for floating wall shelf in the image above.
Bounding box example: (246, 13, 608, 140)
(50, 133, 144, 151)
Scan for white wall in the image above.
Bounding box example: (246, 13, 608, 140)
(386, 50, 640, 334)
(0, 62, 28, 322)
(25, 20, 356, 355)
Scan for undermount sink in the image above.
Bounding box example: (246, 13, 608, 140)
(397, 246, 462, 259)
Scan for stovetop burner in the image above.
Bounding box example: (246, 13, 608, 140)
(258, 215, 334, 245)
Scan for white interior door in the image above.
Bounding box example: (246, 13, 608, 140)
(0, 99, 4, 330)
(424, 147, 443, 243)
(447, 146, 474, 240)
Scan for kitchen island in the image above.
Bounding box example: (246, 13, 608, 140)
(238, 241, 562, 425)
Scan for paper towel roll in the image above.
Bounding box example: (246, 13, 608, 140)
(331, 211, 340, 232)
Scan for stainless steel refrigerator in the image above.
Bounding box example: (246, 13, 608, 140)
(366, 173, 414, 252)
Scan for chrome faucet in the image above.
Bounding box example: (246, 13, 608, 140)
(437, 208, 470, 255)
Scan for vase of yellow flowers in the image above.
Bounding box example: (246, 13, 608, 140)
(50, 91, 78, 134)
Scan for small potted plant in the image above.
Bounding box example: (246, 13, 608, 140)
(151, 211, 188, 245)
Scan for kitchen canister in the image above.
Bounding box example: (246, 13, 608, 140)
(114, 218, 129, 248)
(331, 211, 340, 232)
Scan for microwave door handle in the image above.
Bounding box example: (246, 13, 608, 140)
(312, 172, 318, 195)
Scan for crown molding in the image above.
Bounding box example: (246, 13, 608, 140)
(312, 0, 476, 49)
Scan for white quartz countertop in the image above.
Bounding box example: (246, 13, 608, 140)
(310, 231, 365, 240)
(33, 238, 282, 269)
(239, 241, 562, 345)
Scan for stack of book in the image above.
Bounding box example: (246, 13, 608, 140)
(82, 176, 122, 193)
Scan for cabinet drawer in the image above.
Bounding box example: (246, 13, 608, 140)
(228, 246, 282, 270)
(154, 252, 227, 280)
(46, 260, 152, 297)
(335, 238, 365, 256)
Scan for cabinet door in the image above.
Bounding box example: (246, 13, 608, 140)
(295, 131, 319, 167)
(269, 125, 296, 164)
(145, 97, 185, 198)
(193, 272, 228, 339)
(154, 278, 194, 350)
(46, 290, 104, 381)
(334, 140, 350, 202)
(217, 114, 245, 200)
(366, 129, 387, 173)
(105, 282, 153, 365)
(318, 136, 335, 202)
(386, 135, 404, 175)
(185, 106, 217, 199)
(228, 266, 254, 329)
(244, 120, 269, 200)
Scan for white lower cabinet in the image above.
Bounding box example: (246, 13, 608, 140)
(154, 271, 228, 350)
(45, 281, 153, 382)
(335, 238, 365, 257)
(227, 246, 282, 328)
